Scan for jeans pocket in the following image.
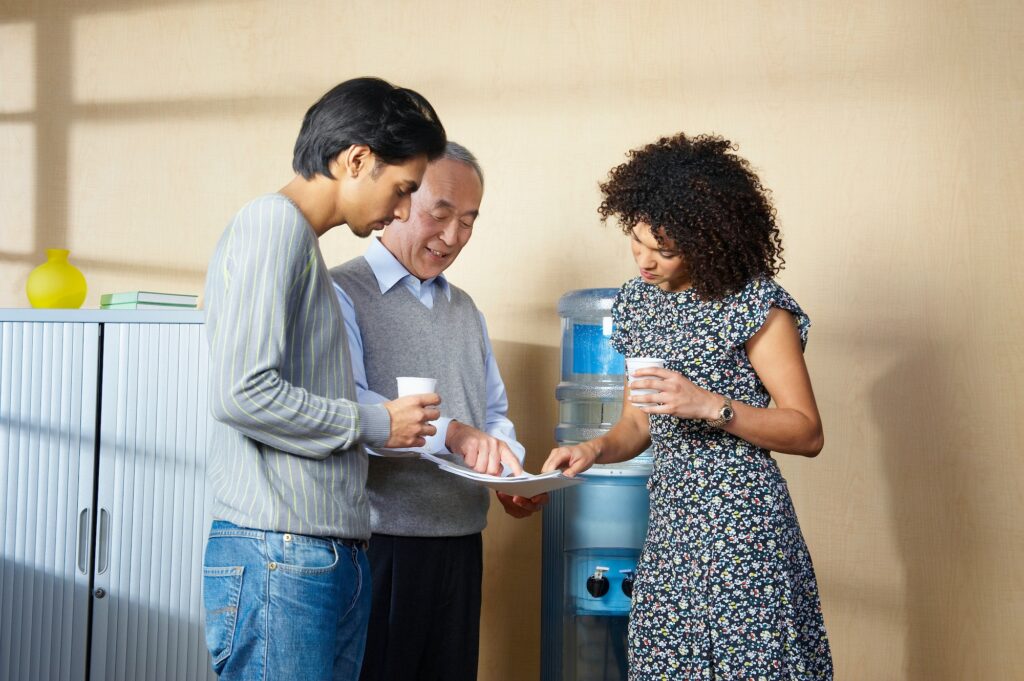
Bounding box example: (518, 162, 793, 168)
(280, 534, 339, 575)
(341, 545, 369, 619)
(202, 565, 244, 672)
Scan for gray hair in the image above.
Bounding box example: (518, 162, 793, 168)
(441, 141, 484, 189)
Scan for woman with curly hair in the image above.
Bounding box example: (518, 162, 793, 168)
(544, 133, 833, 679)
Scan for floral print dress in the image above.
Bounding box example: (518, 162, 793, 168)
(610, 276, 832, 680)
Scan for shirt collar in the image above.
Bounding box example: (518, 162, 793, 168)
(364, 238, 450, 299)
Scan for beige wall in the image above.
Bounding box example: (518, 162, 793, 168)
(3, 1, 1022, 678)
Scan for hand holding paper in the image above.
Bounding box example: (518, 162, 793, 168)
(446, 421, 524, 476)
(543, 440, 601, 478)
(496, 491, 549, 518)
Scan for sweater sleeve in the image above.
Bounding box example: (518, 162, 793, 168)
(206, 197, 377, 459)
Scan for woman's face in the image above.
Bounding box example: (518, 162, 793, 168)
(630, 222, 691, 292)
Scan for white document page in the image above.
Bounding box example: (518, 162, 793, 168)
(365, 449, 583, 496)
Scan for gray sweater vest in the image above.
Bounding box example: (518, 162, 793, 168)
(330, 257, 490, 536)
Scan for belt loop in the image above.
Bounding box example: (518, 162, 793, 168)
(332, 536, 368, 551)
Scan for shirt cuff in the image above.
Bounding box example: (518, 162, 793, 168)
(357, 403, 391, 448)
(494, 434, 527, 465)
(425, 417, 455, 454)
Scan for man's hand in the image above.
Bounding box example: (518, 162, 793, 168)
(496, 491, 548, 518)
(446, 421, 524, 476)
(382, 393, 441, 448)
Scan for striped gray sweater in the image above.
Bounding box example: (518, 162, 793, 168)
(204, 193, 390, 539)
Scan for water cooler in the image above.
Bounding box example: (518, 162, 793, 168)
(541, 289, 653, 681)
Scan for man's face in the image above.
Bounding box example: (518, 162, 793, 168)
(343, 154, 429, 238)
(380, 157, 483, 280)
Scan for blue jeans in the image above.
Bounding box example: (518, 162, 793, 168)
(202, 520, 371, 680)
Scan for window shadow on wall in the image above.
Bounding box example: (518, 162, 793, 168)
(0, 0, 307, 284)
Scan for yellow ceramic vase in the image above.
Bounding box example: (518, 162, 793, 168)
(26, 249, 87, 308)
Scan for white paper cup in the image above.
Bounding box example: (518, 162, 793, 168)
(396, 376, 437, 397)
(626, 357, 665, 406)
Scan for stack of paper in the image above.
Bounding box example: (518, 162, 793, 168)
(366, 446, 582, 496)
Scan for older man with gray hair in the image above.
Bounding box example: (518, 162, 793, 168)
(331, 141, 545, 681)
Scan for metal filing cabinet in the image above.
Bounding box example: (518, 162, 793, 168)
(0, 310, 217, 681)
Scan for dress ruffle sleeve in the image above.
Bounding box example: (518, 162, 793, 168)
(609, 279, 635, 357)
(725, 278, 811, 351)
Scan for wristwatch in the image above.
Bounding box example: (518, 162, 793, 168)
(707, 396, 734, 428)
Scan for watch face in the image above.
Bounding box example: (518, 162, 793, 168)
(721, 406, 735, 421)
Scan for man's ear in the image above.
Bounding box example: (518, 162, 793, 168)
(337, 144, 372, 179)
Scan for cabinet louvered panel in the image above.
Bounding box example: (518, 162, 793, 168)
(90, 323, 217, 681)
(0, 321, 97, 681)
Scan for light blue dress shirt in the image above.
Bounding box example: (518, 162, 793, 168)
(334, 238, 526, 463)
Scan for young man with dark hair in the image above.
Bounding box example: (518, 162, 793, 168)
(202, 77, 447, 681)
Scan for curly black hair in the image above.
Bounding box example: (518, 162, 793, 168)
(598, 133, 785, 299)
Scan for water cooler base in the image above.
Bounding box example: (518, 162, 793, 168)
(571, 615, 629, 681)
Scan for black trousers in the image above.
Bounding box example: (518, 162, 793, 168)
(358, 533, 483, 681)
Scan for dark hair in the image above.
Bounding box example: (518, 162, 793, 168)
(292, 77, 447, 179)
(599, 133, 785, 299)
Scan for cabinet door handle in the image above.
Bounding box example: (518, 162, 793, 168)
(97, 507, 111, 575)
(76, 508, 91, 574)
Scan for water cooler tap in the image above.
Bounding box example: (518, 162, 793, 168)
(620, 569, 635, 598)
(586, 566, 610, 598)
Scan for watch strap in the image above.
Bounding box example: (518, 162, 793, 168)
(707, 396, 734, 428)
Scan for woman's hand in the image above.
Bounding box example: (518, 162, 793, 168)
(542, 441, 600, 478)
(629, 367, 718, 420)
